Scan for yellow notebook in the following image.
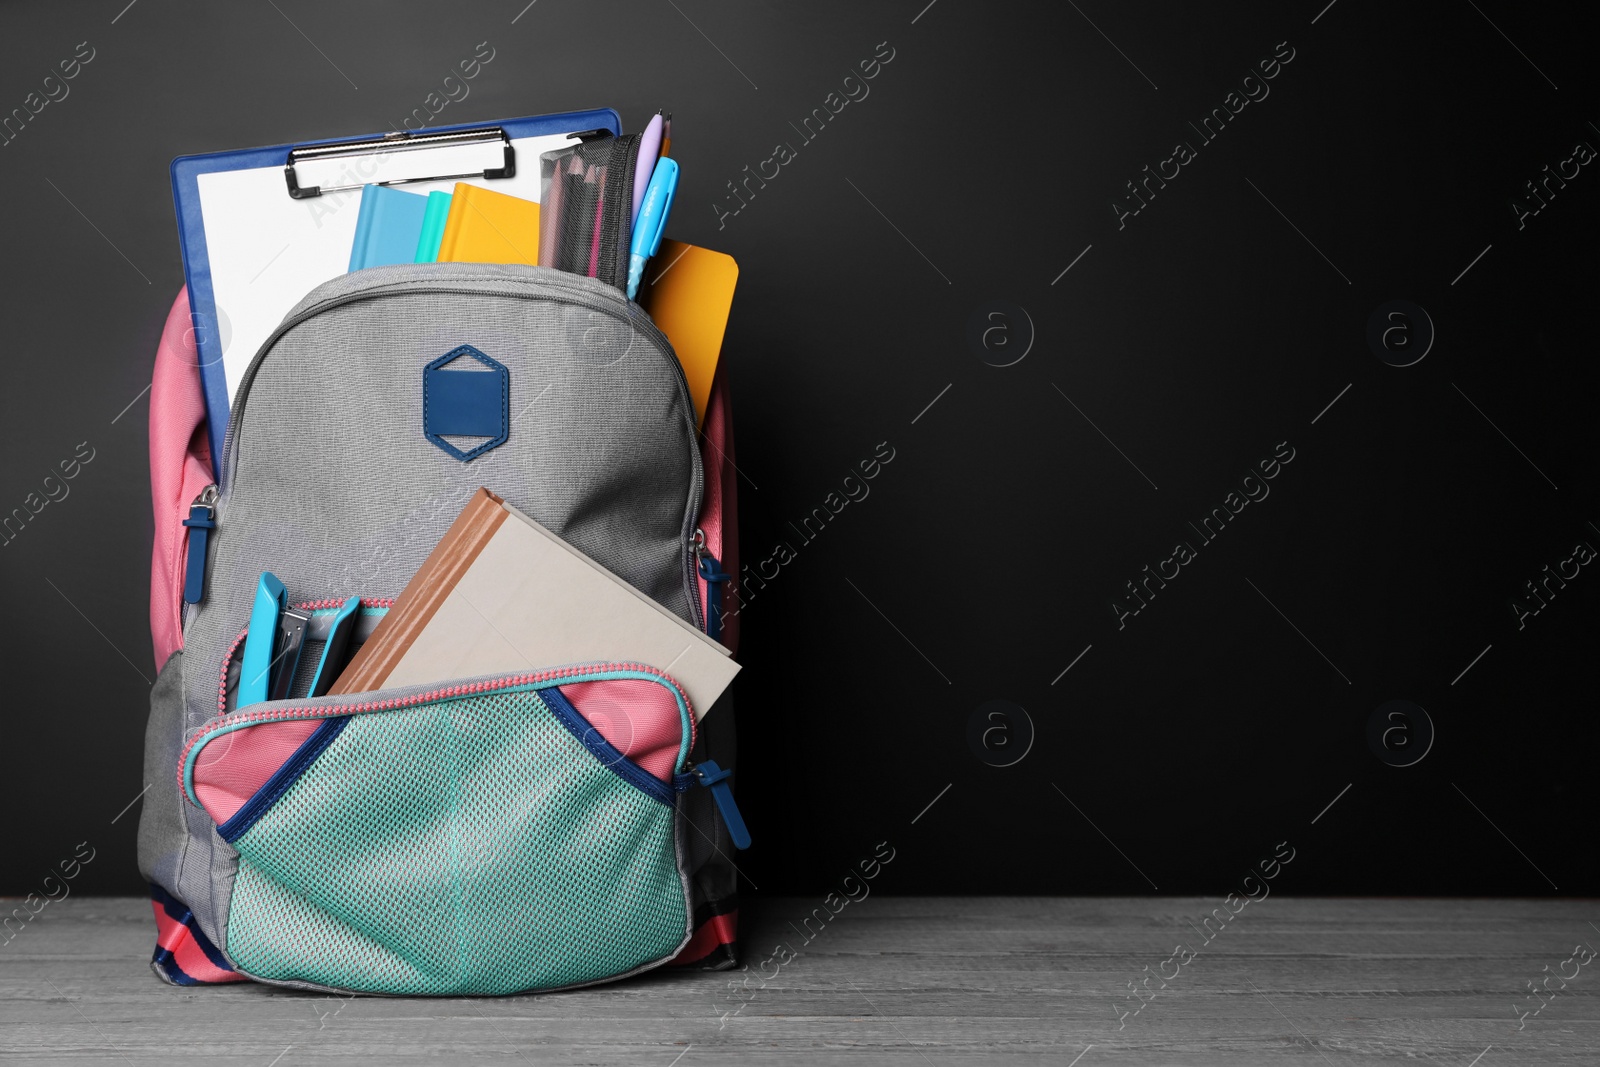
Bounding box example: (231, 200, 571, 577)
(436, 183, 540, 266)
(639, 240, 738, 429)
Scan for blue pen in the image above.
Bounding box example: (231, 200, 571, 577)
(626, 157, 679, 301)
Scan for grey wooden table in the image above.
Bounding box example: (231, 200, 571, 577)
(2, 896, 1594, 1064)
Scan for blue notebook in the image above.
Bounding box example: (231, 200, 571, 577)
(349, 185, 430, 270)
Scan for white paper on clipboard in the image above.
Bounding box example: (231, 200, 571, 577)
(196, 131, 578, 402)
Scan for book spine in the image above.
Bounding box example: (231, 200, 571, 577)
(327, 489, 507, 695)
(435, 186, 471, 262)
(348, 186, 380, 271)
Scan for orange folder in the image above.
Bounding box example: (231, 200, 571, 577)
(639, 240, 738, 429)
(436, 183, 540, 266)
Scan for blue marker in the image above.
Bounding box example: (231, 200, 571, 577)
(626, 156, 679, 301)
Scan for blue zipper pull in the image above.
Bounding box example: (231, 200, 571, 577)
(693, 760, 750, 849)
(180, 485, 218, 605)
(692, 527, 729, 641)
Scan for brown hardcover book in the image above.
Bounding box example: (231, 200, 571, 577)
(329, 488, 508, 695)
(329, 487, 736, 719)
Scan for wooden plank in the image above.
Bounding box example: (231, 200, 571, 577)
(0, 897, 1595, 1064)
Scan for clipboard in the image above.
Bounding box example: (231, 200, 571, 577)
(170, 108, 622, 474)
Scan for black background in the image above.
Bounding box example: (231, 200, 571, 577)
(0, 0, 1595, 898)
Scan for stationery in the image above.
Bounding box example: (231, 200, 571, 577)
(660, 113, 673, 158)
(632, 112, 664, 224)
(330, 488, 739, 721)
(307, 596, 362, 697)
(626, 157, 678, 300)
(587, 165, 607, 277)
(170, 108, 622, 468)
(413, 191, 453, 263)
(239, 571, 287, 707)
(436, 183, 540, 266)
(639, 240, 738, 428)
(268, 607, 311, 701)
(536, 155, 567, 268)
(537, 137, 634, 284)
(348, 185, 430, 270)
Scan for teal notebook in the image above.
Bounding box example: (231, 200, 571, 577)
(348, 185, 430, 271)
(414, 191, 453, 263)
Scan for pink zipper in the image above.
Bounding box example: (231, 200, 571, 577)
(185, 660, 696, 792)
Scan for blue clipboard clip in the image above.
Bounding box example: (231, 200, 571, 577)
(285, 126, 514, 199)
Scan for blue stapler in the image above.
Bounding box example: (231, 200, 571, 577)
(239, 572, 287, 708)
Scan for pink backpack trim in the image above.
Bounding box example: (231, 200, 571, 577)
(149, 289, 215, 669)
(697, 361, 739, 655)
(193, 674, 689, 826)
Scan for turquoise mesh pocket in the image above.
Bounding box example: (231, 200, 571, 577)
(222, 685, 689, 995)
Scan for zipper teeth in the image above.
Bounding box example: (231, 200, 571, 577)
(186, 661, 696, 791)
(218, 268, 705, 631)
(295, 596, 392, 612)
(216, 596, 395, 713)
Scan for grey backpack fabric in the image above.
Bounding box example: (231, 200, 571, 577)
(138, 262, 728, 970)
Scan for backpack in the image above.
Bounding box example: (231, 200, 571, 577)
(138, 262, 743, 993)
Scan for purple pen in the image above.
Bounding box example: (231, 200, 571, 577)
(632, 111, 665, 225)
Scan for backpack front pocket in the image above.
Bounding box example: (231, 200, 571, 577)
(181, 665, 695, 995)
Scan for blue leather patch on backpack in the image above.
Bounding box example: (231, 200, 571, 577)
(423, 345, 509, 462)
